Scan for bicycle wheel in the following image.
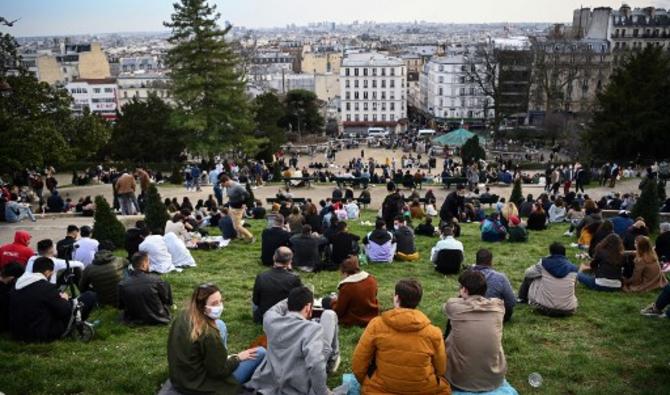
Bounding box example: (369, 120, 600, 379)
(72, 322, 95, 342)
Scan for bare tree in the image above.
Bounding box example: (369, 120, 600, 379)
(464, 44, 500, 131)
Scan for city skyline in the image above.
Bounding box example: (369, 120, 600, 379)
(2, 0, 670, 37)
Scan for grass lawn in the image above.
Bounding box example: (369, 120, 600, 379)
(1, 211, 669, 394)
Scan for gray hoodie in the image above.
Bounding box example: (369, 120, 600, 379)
(15, 272, 49, 290)
(247, 299, 329, 395)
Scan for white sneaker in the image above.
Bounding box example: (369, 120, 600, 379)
(563, 230, 573, 236)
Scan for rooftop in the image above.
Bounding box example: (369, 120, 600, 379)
(342, 52, 404, 67)
(70, 78, 117, 85)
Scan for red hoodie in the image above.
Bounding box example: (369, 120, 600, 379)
(0, 231, 35, 268)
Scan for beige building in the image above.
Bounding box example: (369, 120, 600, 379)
(301, 52, 342, 74)
(35, 42, 111, 85)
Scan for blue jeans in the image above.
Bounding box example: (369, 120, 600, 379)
(215, 320, 266, 384)
(655, 284, 670, 317)
(577, 272, 619, 292)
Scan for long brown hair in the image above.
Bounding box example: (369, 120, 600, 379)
(635, 235, 658, 263)
(187, 283, 220, 342)
(595, 234, 625, 266)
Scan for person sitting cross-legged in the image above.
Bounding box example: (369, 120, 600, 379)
(352, 278, 451, 394)
(289, 224, 327, 272)
(517, 242, 578, 316)
(139, 228, 176, 274)
(247, 286, 341, 394)
(480, 213, 507, 242)
(166, 283, 265, 394)
(444, 271, 517, 394)
(260, 215, 292, 266)
(506, 216, 528, 243)
(252, 247, 302, 324)
(393, 216, 420, 261)
(577, 233, 624, 292)
(9, 257, 98, 342)
(363, 219, 395, 264)
(431, 225, 464, 275)
(79, 240, 128, 307)
(118, 252, 174, 325)
(623, 235, 668, 293)
(323, 255, 379, 327)
(415, 216, 437, 237)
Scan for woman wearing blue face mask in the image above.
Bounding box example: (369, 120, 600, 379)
(167, 283, 266, 394)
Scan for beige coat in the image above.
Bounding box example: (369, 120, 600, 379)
(529, 267, 578, 313)
(443, 296, 506, 393)
(623, 255, 668, 293)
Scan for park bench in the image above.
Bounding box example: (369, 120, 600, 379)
(442, 176, 468, 189)
(266, 197, 307, 205)
(334, 177, 368, 189)
(283, 177, 314, 189)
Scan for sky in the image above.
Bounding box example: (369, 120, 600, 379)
(2, 0, 670, 37)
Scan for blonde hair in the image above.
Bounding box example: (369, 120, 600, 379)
(501, 202, 518, 220)
(635, 236, 658, 263)
(187, 283, 220, 342)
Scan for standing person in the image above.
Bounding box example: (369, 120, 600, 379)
(118, 252, 173, 325)
(444, 271, 512, 393)
(73, 226, 99, 267)
(575, 164, 587, 193)
(220, 175, 254, 243)
(471, 249, 516, 322)
(252, 247, 302, 323)
(352, 279, 451, 394)
(56, 225, 79, 260)
(167, 283, 264, 394)
(381, 182, 405, 230)
(247, 287, 340, 394)
(190, 165, 202, 192)
(115, 171, 138, 215)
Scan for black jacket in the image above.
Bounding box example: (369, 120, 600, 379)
(56, 236, 76, 260)
(260, 227, 292, 266)
(252, 268, 302, 323)
(656, 232, 670, 261)
(439, 191, 463, 223)
(289, 234, 327, 269)
(9, 277, 72, 342)
(125, 227, 145, 260)
(118, 271, 173, 325)
(329, 232, 360, 265)
(382, 192, 405, 227)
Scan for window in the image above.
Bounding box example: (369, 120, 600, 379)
(382, 114, 386, 121)
(372, 80, 377, 88)
(354, 68, 359, 76)
(364, 103, 368, 111)
(390, 80, 395, 88)
(381, 80, 386, 88)
(381, 92, 386, 100)
(372, 91, 377, 99)
(354, 80, 359, 88)
(355, 114, 359, 121)
(345, 92, 350, 100)
(346, 102, 351, 110)
(354, 92, 359, 99)
(439, 87, 443, 96)
(93, 88, 101, 94)
(372, 102, 377, 110)
(390, 68, 395, 76)
(345, 68, 350, 76)
(346, 114, 351, 121)
(363, 68, 368, 76)
(390, 92, 395, 100)
(363, 80, 368, 88)
(104, 87, 113, 93)
(438, 65, 444, 72)
(372, 114, 377, 121)
(390, 103, 395, 111)
(438, 76, 444, 83)
(123, 91, 128, 98)
(633, 29, 639, 37)
(381, 68, 386, 76)
(381, 103, 386, 111)
(345, 80, 350, 88)
(364, 114, 368, 121)
(372, 68, 377, 76)
(363, 92, 368, 99)
(355, 103, 359, 111)
(390, 114, 395, 122)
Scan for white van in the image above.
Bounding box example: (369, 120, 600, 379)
(367, 127, 389, 138)
(417, 129, 436, 138)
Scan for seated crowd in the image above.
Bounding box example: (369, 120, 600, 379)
(2, 173, 669, 395)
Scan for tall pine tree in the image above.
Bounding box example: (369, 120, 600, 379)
(164, 0, 257, 156)
(632, 178, 661, 233)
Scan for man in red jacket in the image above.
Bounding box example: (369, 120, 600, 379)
(0, 231, 35, 269)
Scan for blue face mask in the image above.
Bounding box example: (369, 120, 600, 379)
(206, 305, 223, 320)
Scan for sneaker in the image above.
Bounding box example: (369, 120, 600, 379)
(563, 230, 573, 237)
(640, 303, 662, 317)
(328, 355, 341, 375)
(516, 298, 528, 304)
